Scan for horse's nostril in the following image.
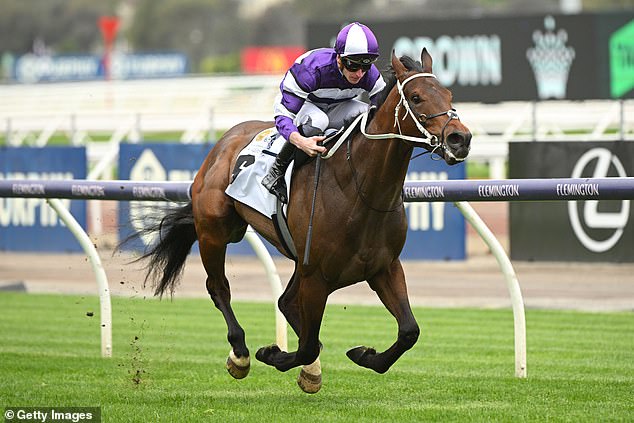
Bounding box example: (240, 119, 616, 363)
(464, 132, 472, 148)
(447, 132, 470, 149)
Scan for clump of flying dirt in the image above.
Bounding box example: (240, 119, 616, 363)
(130, 335, 145, 384)
(127, 318, 148, 386)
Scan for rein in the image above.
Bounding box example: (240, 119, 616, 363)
(360, 72, 465, 162)
(346, 137, 403, 213)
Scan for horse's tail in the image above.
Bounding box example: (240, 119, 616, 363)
(123, 202, 197, 297)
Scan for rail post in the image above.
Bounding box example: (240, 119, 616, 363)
(46, 198, 112, 358)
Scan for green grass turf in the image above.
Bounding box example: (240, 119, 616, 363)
(0, 292, 632, 422)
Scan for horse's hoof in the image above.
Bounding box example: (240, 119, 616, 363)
(297, 369, 322, 394)
(346, 346, 376, 367)
(297, 358, 322, 394)
(226, 349, 250, 379)
(255, 344, 281, 365)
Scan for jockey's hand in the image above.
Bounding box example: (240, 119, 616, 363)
(289, 132, 327, 157)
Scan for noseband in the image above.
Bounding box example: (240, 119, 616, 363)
(360, 72, 466, 162)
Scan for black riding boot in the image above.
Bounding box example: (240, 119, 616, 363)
(262, 140, 296, 204)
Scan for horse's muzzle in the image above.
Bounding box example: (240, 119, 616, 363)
(445, 131, 472, 163)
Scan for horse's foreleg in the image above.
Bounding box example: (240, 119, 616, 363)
(297, 356, 322, 394)
(347, 259, 419, 374)
(277, 270, 323, 393)
(201, 242, 250, 379)
(256, 277, 328, 374)
(278, 269, 301, 336)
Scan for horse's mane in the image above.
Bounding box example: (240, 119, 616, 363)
(374, 55, 422, 109)
(344, 55, 422, 130)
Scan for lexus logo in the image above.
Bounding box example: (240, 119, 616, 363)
(568, 148, 630, 253)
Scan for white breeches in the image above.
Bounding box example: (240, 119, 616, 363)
(295, 99, 369, 135)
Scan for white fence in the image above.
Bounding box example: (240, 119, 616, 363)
(1, 76, 633, 179)
(0, 75, 280, 145)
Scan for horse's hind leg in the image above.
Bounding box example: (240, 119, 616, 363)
(347, 259, 420, 374)
(199, 239, 250, 379)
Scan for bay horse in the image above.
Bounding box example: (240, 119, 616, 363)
(135, 49, 471, 393)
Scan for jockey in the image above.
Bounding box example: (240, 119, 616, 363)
(262, 22, 386, 203)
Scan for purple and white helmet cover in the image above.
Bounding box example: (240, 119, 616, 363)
(334, 22, 379, 58)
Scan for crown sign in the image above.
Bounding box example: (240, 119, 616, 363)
(526, 16, 576, 99)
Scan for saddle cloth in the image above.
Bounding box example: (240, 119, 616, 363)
(224, 113, 365, 218)
(225, 127, 292, 217)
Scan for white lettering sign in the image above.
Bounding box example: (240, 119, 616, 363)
(393, 35, 502, 87)
(477, 184, 520, 198)
(404, 171, 448, 231)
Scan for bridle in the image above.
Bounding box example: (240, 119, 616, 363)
(341, 70, 468, 212)
(360, 72, 466, 162)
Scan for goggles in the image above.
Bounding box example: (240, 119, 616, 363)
(342, 56, 376, 72)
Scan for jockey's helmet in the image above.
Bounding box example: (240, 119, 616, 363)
(334, 22, 379, 60)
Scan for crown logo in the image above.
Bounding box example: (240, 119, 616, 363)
(526, 16, 576, 99)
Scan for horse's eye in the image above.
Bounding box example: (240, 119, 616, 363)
(411, 95, 421, 104)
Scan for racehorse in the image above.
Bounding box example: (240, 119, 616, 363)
(134, 49, 471, 393)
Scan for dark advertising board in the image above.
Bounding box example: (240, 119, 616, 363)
(308, 13, 634, 101)
(509, 141, 633, 262)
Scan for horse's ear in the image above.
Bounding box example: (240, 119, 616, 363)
(391, 50, 407, 77)
(421, 48, 433, 73)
